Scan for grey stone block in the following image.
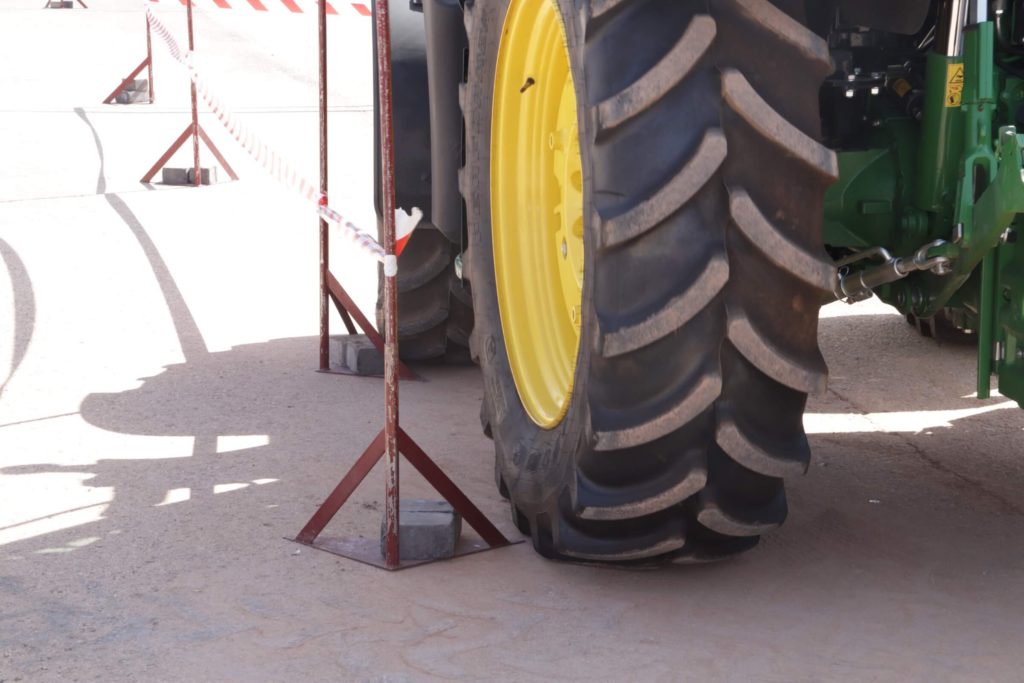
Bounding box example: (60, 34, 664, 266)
(160, 167, 217, 186)
(380, 499, 462, 562)
(47, 1, 73, 8)
(115, 89, 149, 105)
(124, 78, 148, 93)
(329, 334, 384, 376)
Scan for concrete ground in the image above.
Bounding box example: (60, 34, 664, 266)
(2, 2, 1024, 681)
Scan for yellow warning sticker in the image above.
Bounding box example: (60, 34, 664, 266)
(945, 63, 965, 108)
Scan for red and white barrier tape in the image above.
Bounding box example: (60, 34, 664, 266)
(149, 0, 372, 17)
(145, 4, 405, 266)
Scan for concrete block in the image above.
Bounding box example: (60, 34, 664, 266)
(47, 1, 73, 8)
(124, 78, 148, 93)
(115, 89, 149, 105)
(380, 499, 462, 562)
(329, 334, 384, 376)
(160, 167, 217, 186)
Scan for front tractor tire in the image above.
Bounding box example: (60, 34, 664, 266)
(463, 0, 838, 564)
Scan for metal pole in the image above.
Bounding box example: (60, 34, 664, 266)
(318, 0, 330, 371)
(978, 250, 996, 399)
(938, 0, 969, 56)
(373, 0, 401, 569)
(146, 18, 155, 103)
(186, 0, 201, 187)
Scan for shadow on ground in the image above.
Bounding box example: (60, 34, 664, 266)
(2, 309, 1024, 678)
(1, 310, 1021, 570)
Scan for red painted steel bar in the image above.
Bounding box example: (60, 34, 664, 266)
(398, 430, 510, 547)
(103, 18, 153, 106)
(325, 274, 367, 337)
(374, 0, 402, 569)
(326, 272, 419, 380)
(196, 126, 239, 180)
(141, 124, 193, 183)
(336, 300, 359, 336)
(146, 19, 155, 102)
(102, 58, 151, 105)
(139, 9, 236, 185)
(186, 0, 201, 187)
(293, 0, 514, 569)
(319, 0, 330, 371)
(296, 431, 387, 543)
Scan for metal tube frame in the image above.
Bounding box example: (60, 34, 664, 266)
(319, 0, 331, 371)
(375, 0, 402, 570)
(294, 0, 519, 571)
(147, 19, 155, 102)
(102, 18, 155, 105)
(315, 0, 418, 381)
(139, 2, 238, 185)
(187, 0, 201, 188)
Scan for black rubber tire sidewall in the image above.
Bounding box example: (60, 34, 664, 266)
(465, 0, 594, 515)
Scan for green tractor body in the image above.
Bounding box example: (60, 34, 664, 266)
(822, 3, 1024, 404)
(373, 0, 1023, 564)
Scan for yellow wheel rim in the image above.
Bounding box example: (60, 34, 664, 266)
(492, 0, 584, 429)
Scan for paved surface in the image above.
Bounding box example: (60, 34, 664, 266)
(2, 2, 1024, 681)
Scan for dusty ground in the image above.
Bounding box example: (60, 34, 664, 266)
(2, 2, 1024, 681)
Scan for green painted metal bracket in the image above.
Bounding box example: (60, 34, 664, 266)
(923, 25, 998, 319)
(971, 128, 1024, 251)
(819, 21, 1024, 406)
(971, 127, 1024, 397)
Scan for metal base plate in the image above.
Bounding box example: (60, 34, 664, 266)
(290, 535, 524, 571)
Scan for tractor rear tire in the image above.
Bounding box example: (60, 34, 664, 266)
(372, 0, 472, 363)
(463, 0, 837, 563)
(375, 225, 473, 363)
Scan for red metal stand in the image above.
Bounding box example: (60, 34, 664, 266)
(294, 0, 518, 570)
(316, 0, 415, 381)
(139, 0, 238, 185)
(321, 271, 419, 380)
(294, 428, 517, 569)
(103, 18, 154, 105)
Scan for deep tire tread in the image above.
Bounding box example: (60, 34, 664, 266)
(465, 0, 832, 564)
(599, 255, 729, 357)
(721, 70, 837, 182)
(376, 225, 472, 362)
(729, 188, 835, 292)
(598, 128, 727, 248)
(595, 15, 716, 132)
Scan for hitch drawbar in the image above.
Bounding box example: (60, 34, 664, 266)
(833, 240, 953, 303)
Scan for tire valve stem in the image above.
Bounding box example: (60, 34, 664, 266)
(520, 77, 536, 94)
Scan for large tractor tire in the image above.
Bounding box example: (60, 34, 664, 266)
(372, 0, 472, 362)
(462, 0, 838, 563)
(374, 227, 473, 363)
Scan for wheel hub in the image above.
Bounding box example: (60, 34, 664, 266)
(491, 0, 584, 429)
